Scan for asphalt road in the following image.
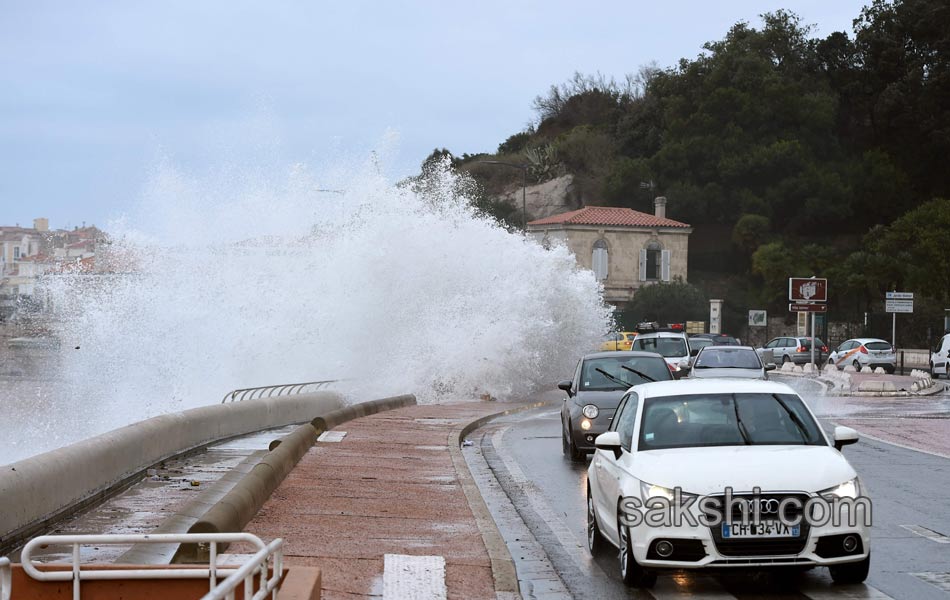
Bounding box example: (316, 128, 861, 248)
(473, 378, 950, 599)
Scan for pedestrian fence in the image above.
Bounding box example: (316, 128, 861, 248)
(221, 380, 336, 403)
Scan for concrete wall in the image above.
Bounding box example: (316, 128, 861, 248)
(0, 392, 344, 545)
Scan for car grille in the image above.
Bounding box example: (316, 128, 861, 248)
(709, 493, 811, 557)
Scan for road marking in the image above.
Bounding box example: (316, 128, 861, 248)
(317, 430, 346, 442)
(382, 554, 446, 600)
(901, 524, 950, 543)
(911, 572, 950, 593)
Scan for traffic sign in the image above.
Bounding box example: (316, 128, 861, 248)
(748, 310, 767, 326)
(789, 278, 827, 302)
(789, 303, 827, 313)
(886, 291, 913, 300)
(885, 299, 914, 313)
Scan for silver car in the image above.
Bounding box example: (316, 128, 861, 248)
(688, 345, 775, 379)
(828, 338, 896, 373)
(559, 351, 673, 461)
(760, 336, 828, 365)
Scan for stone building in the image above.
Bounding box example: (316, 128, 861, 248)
(527, 198, 691, 308)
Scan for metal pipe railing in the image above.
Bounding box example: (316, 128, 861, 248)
(201, 538, 284, 600)
(221, 380, 336, 403)
(0, 557, 11, 600)
(20, 533, 282, 600)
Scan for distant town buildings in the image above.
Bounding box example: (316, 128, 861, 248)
(527, 198, 692, 309)
(0, 218, 105, 323)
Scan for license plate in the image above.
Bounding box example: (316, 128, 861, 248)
(722, 522, 799, 538)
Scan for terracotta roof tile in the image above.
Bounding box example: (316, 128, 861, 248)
(527, 206, 689, 228)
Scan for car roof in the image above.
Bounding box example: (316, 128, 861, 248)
(847, 338, 890, 344)
(633, 378, 795, 398)
(583, 350, 668, 360)
(698, 345, 756, 351)
(635, 331, 687, 338)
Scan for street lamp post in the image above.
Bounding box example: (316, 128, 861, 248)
(478, 161, 528, 232)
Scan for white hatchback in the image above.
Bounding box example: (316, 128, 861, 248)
(828, 338, 896, 373)
(587, 379, 870, 588)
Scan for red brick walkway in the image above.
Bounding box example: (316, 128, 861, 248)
(242, 402, 515, 599)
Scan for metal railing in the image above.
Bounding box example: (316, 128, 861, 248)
(20, 533, 283, 600)
(221, 380, 336, 403)
(1, 557, 11, 600)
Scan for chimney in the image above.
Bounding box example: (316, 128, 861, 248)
(654, 196, 667, 219)
(34, 217, 49, 232)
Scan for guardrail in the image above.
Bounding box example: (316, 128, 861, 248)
(1, 557, 10, 600)
(20, 533, 282, 600)
(221, 380, 336, 403)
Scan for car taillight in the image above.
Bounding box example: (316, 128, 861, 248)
(797, 346, 806, 353)
(860, 345, 868, 354)
(821, 345, 828, 352)
(667, 363, 675, 373)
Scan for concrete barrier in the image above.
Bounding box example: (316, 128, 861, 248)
(0, 392, 344, 552)
(174, 394, 416, 562)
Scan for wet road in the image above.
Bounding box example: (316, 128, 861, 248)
(469, 379, 950, 599)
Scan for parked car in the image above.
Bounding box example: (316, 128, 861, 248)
(689, 333, 741, 346)
(600, 331, 637, 352)
(631, 330, 692, 377)
(931, 333, 950, 378)
(688, 345, 774, 380)
(827, 338, 896, 373)
(760, 336, 828, 365)
(559, 351, 673, 461)
(587, 379, 870, 588)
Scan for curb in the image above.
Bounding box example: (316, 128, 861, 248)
(447, 400, 551, 598)
(167, 395, 416, 563)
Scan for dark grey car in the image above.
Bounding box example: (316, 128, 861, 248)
(559, 351, 673, 461)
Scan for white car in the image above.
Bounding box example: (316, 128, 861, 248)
(587, 379, 870, 588)
(631, 331, 691, 377)
(828, 338, 896, 373)
(931, 333, 950, 378)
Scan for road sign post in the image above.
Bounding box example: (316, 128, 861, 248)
(789, 278, 828, 367)
(885, 291, 914, 347)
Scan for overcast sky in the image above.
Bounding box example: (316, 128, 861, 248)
(1, 1, 870, 230)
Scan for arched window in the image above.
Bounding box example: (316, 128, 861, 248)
(592, 239, 608, 281)
(639, 241, 670, 282)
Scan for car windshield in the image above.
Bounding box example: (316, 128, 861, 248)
(579, 356, 671, 390)
(689, 338, 713, 350)
(638, 393, 825, 450)
(632, 336, 687, 358)
(693, 348, 761, 369)
(800, 338, 825, 349)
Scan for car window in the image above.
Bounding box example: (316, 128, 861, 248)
(625, 333, 637, 341)
(694, 348, 761, 369)
(633, 336, 688, 358)
(638, 392, 825, 450)
(765, 339, 777, 348)
(616, 392, 639, 451)
(865, 341, 891, 351)
(580, 356, 672, 390)
(572, 359, 583, 390)
(610, 394, 629, 433)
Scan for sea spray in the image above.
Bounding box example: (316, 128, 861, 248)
(3, 155, 611, 464)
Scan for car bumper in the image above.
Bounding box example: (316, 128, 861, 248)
(625, 500, 870, 569)
(570, 412, 615, 452)
(791, 353, 826, 365)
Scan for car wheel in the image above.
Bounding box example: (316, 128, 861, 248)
(782, 355, 791, 364)
(618, 516, 656, 588)
(885, 366, 895, 374)
(566, 425, 584, 462)
(561, 424, 570, 455)
(829, 553, 870, 584)
(853, 359, 861, 371)
(587, 490, 605, 555)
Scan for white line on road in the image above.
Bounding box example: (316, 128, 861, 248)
(383, 554, 447, 600)
(901, 524, 950, 544)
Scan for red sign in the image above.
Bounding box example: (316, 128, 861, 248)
(789, 303, 827, 313)
(789, 278, 827, 302)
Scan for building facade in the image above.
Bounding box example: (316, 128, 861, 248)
(527, 198, 691, 308)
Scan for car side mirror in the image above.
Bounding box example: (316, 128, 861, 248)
(557, 380, 573, 396)
(833, 426, 859, 451)
(594, 431, 623, 459)
(765, 364, 776, 371)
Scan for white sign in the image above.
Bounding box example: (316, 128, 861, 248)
(885, 299, 914, 313)
(886, 291, 914, 300)
(748, 310, 767, 326)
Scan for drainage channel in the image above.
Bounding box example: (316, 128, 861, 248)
(7, 424, 301, 564)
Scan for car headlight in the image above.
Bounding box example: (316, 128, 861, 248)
(820, 477, 861, 499)
(582, 404, 599, 419)
(641, 481, 675, 501)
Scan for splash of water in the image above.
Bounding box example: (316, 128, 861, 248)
(4, 154, 611, 464)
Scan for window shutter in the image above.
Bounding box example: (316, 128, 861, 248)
(639, 249, 647, 282)
(661, 250, 671, 281)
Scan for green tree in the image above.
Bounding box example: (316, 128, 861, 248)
(732, 214, 771, 258)
(872, 198, 950, 303)
(627, 279, 708, 324)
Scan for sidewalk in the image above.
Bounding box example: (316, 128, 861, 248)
(239, 401, 528, 600)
